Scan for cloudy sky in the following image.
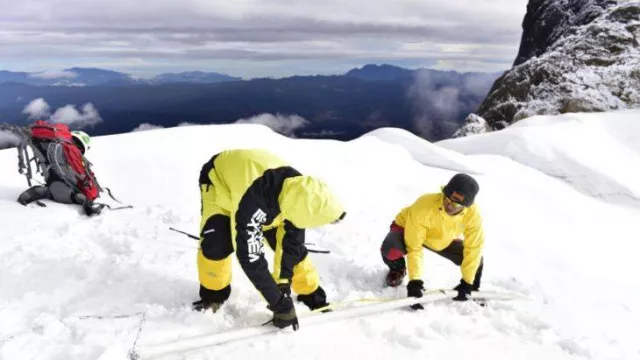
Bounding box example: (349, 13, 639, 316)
(0, 0, 529, 79)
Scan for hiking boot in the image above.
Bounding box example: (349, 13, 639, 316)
(192, 299, 223, 313)
(297, 286, 331, 312)
(83, 202, 105, 216)
(17, 196, 29, 206)
(385, 268, 406, 287)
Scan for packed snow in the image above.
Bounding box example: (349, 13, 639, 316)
(1, 110, 640, 360)
(438, 109, 640, 209)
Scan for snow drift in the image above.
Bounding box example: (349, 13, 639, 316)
(439, 109, 640, 208)
(1, 111, 639, 360)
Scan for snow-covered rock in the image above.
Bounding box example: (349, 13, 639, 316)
(467, 0, 640, 131)
(451, 113, 491, 138)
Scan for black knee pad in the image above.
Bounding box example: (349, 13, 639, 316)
(200, 214, 233, 261)
(380, 231, 407, 256)
(199, 284, 231, 303)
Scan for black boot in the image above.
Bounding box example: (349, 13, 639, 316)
(297, 286, 330, 312)
(193, 285, 231, 312)
(83, 201, 105, 216)
(192, 299, 223, 312)
(385, 267, 407, 287)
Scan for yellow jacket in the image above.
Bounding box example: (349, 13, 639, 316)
(394, 192, 484, 284)
(203, 149, 345, 232)
(200, 148, 345, 306)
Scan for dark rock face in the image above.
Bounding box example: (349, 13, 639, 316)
(455, 0, 640, 136)
(514, 0, 618, 66)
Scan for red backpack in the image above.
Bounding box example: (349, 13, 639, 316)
(30, 120, 73, 143)
(18, 120, 100, 201)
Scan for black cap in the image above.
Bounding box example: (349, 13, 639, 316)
(443, 173, 479, 207)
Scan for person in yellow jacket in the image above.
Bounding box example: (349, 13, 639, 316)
(193, 148, 346, 330)
(380, 173, 484, 307)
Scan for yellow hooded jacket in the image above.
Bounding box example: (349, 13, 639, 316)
(394, 192, 484, 285)
(200, 149, 345, 306)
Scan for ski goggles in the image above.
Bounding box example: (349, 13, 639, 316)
(444, 196, 465, 209)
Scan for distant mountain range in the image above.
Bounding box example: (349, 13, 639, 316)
(0, 64, 502, 148)
(0, 67, 242, 86)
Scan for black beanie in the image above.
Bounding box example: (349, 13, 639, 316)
(443, 173, 479, 207)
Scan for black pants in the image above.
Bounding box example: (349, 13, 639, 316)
(380, 230, 483, 289)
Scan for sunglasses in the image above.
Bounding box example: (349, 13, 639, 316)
(444, 196, 465, 209)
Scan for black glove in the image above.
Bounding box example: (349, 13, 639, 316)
(83, 201, 104, 216)
(407, 280, 425, 310)
(453, 279, 473, 301)
(277, 283, 292, 297)
(268, 293, 299, 331)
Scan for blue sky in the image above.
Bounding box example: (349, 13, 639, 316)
(0, 0, 528, 79)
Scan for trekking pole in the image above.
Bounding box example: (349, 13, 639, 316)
(307, 249, 330, 254)
(168, 227, 331, 254)
(101, 204, 134, 211)
(169, 227, 200, 240)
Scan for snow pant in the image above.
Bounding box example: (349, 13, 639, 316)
(196, 199, 321, 305)
(18, 181, 87, 206)
(380, 227, 483, 289)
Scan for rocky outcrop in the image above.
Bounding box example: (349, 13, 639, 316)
(513, 0, 619, 66)
(451, 114, 490, 138)
(457, 0, 640, 135)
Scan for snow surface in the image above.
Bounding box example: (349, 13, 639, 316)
(1, 111, 640, 360)
(439, 109, 640, 209)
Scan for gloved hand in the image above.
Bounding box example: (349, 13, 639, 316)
(407, 279, 425, 310)
(268, 294, 299, 331)
(83, 201, 104, 216)
(277, 283, 292, 297)
(453, 279, 473, 301)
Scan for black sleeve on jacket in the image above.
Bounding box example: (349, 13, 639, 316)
(235, 193, 282, 308)
(279, 220, 308, 280)
(234, 166, 303, 308)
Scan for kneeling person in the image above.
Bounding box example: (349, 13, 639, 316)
(380, 173, 485, 306)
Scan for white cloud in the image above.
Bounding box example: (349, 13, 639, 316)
(21, 98, 103, 128)
(408, 71, 465, 140)
(177, 122, 199, 127)
(132, 123, 164, 132)
(28, 70, 77, 79)
(0, 0, 529, 77)
(234, 113, 309, 137)
(0, 130, 22, 148)
(22, 98, 51, 119)
(50, 103, 103, 128)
